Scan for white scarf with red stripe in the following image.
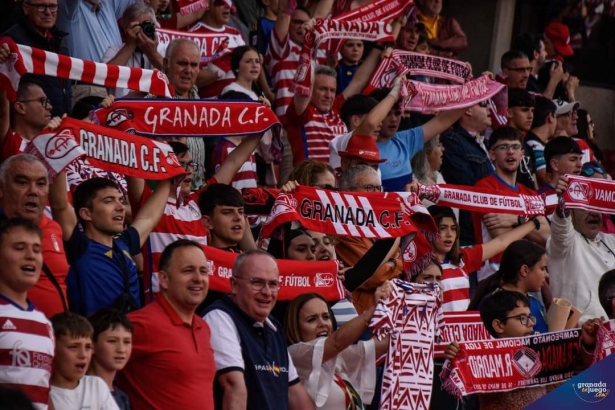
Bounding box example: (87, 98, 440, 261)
(0, 44, 173, 101)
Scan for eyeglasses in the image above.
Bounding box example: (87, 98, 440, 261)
(557, 110, 577, 118)
(311, 184, 338, 191)
(179, 161, 198, 170)
(493, 143, 523, 152)
(24, 2, 58, 12)
(17, 97, 51, 107)
(503, 313, 536, 326)
(478, 100, 489, 108)
(234, 276, 281, 292)
(349, 184, 383, 192)
(506, 67, 532, 73)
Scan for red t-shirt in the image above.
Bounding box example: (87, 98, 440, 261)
(1, 128, 29, 162)
(30, 215, 69, 318)
(118, 294, 216, 410)
(285, 94, 347, 166)
(471, 173, 537, 281)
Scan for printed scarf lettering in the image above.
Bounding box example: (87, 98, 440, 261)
(593, 319, 615, 363)
(157, 28, 241, 64)
(94, 99, 282, 137)
(292, 19, 395, 96)
(26, 117, 185, 180)
(203, 245, 345, 301)
(440, 329, 582, 397)
(563, 174, 615, 214)
(176, 0, 207, 16)
(0, 44, 172, 101)
(260, 186, 420, 239)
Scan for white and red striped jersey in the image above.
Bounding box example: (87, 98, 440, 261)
(265, 32, 327, 121)
(139, 186, 210, 294)
(189, 22, 245, 98)
(285, 95, 347, 165)
(370, 280, 444, 410)
(212, 139, 258, 191)
(0, 299, 55, 410)
(441, 246, 483, 312)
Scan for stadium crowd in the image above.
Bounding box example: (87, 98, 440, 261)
(1, 0, 615, 409)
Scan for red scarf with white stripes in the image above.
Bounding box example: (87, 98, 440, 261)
(562, 174, 615, 214)
(335, 0, 414, 22)
(203, 245, 346, 301)
(94, 99, 281, 137)
(25, 118, 185, 181)
(260, 186, 422, 239)
(292, 19, 395, 96)
(0, 44, 173, 101)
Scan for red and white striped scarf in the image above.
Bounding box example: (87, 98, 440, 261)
(0, 44, 173, 101)
(260, 186, 422, 239)
(335, 0, 414, 23)
(562, 174, 615, 214)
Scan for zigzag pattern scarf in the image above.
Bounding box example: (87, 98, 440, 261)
(156, 27, 240, 64)
(0, 44, 173, 101)
(94, 99, 282, 137)
(25, 118, 185, 181)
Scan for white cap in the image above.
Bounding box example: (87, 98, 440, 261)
(553, 99, 580, 115)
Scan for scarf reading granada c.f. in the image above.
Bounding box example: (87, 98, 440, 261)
(26, 117, 186, 181)
(93, 99, 282, 138)
(260, 186, 421, 240)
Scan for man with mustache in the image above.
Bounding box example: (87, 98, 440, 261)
(550, 169, 615, 321)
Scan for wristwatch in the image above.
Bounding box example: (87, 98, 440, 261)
(513, 216, 526, 227)
(531, 217, 541, 231)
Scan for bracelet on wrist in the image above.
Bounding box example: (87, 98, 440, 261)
(531, 217, 540, 231)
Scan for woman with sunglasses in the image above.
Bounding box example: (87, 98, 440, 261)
(287, 160, 338, 191)
(285, 283, 392, 410)
(468, 240, 549, 333)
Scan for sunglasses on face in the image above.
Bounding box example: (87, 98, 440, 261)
(478, 100, 489, 108)
(581, 163, 604, 177)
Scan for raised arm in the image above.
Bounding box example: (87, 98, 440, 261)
(49, 170, 78, 240)
(289, 383, 315, 410)
(175, 5, 207, 30)
(130, 179, 172, 247)
(421, 107, 467, 143)
(213, 134, 264, 185)
(481, 220, 537, 261)
(0, 44, 11, 144)
(125, 176, 145, 211)
(342, 46, 387, 100)
(353, 78, 402, 136)
(313, 0, 334, 18)
(274, 0, 292, 43)
(322, 284, 391, 363)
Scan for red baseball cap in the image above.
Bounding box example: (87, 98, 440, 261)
(545, 22, 574, 57)
(339, 134, 386, 163)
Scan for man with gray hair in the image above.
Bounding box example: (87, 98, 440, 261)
(285, 37, 392, 166)
(203, 249, 314, 410)
(101, 2, 164, 97)
(0, 154, 69, 317)
(336, 165, 402, 313)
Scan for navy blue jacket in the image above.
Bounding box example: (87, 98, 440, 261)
(1, 18, 71, 117)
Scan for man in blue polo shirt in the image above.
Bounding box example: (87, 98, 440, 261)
(49, 170, 172, 315)
(203, 250, 313, 410)
(363, 81, 466, 192)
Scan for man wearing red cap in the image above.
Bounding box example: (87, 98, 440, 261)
(338, 134, 387, 171)
(544, 22, 574, 61)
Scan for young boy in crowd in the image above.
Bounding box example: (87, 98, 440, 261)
(50, 312, 119, 410)
(88, 308, 134, 410)
(199, 183, 248, 252)
(444, 290, 544, 409)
